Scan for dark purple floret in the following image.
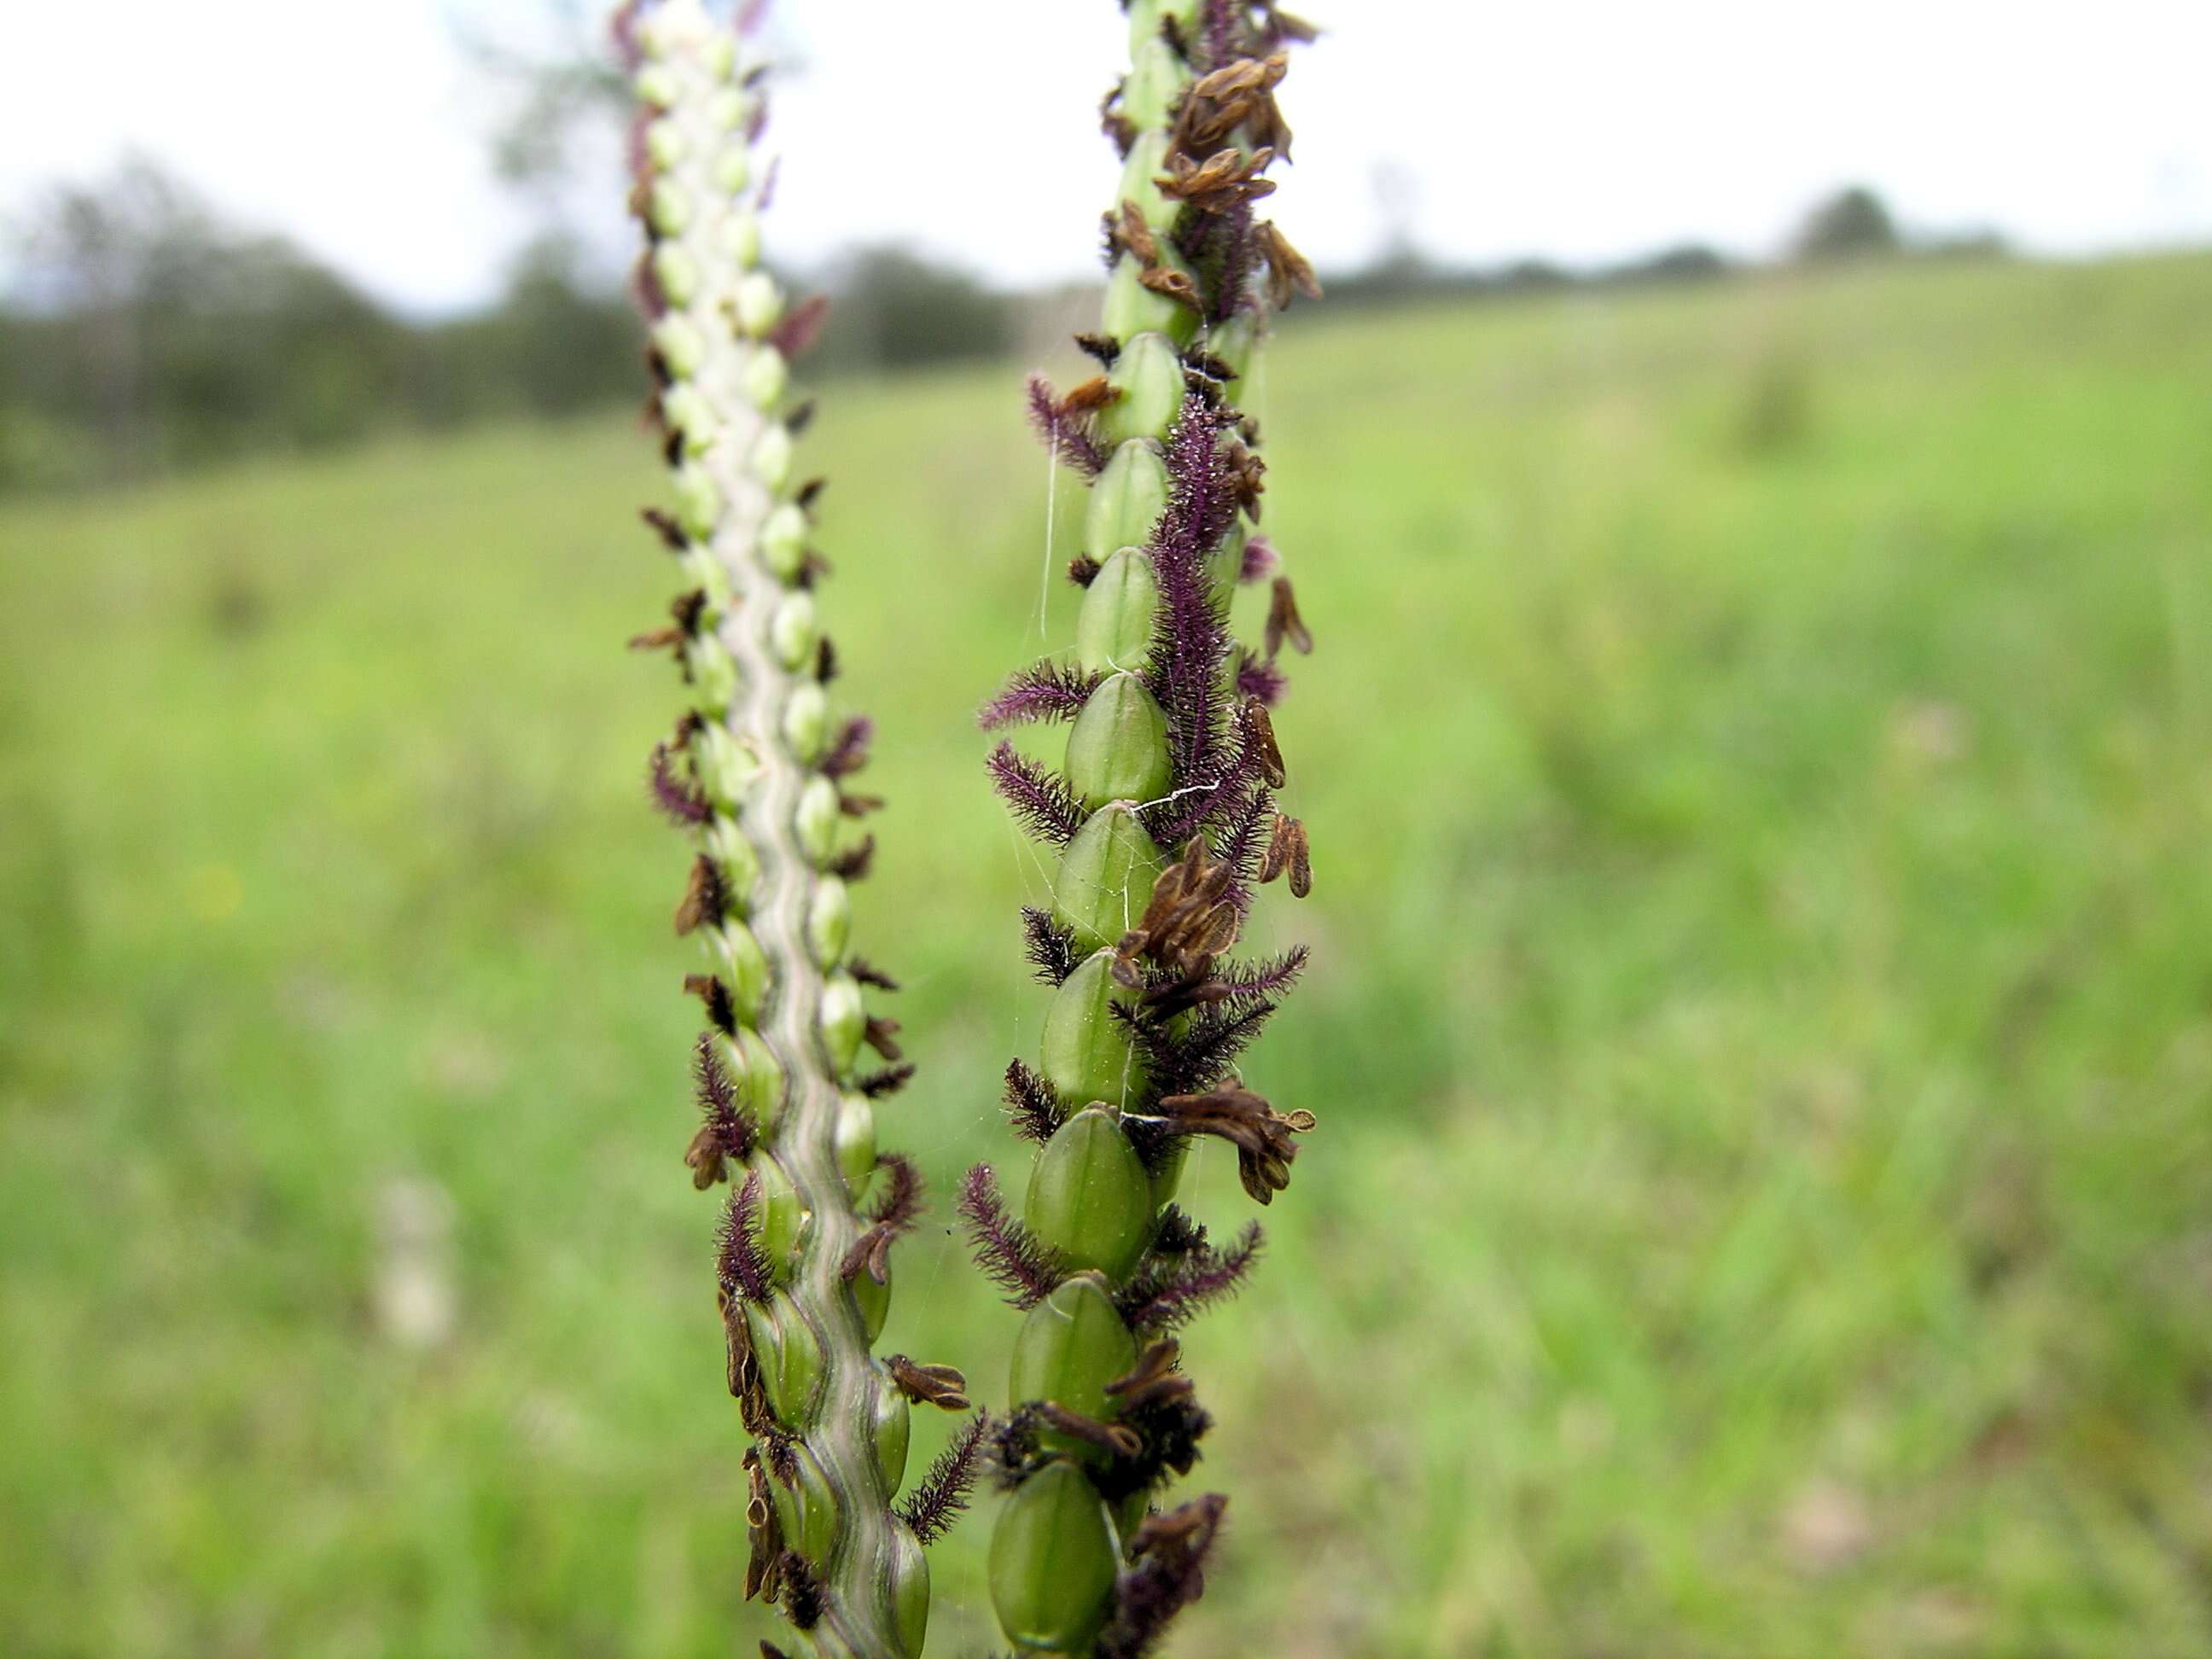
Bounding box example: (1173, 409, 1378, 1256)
(1144, 397, 1240, 792)
(958, 1164, 1065, 1308)
(717, 1172, 776, 1305)
(1027, 375, 1109, 476)
(1021, 908, 1082, 986)
(648, 742, 711, 825)
(981, 661, 1103, 730)
(897, 1411, 990, 1545)
(1004, 1059, 1067, 1144)
(1095, 1493, 1229, 1659)
(986, 742, 1085, 846)
(841, 1153, 924, 1284)
(1116, 1220, 1263, 1332)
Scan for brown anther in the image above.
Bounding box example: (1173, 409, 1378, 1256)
(1128, 1491, 1229, 1562)
(1152, 1083, 1315, 1204)
(1222, 439, 1268, 519)
(640, 506, 688, 551)
(683, 973, 737, 1034)
(1114, 836, 1243, 987)
(1258, 220, 1323, 311)
(1156, 146, 1280, 214)
(1059, 375, 1122, 416)
(1118, 201, 1161, 266)
(887, 1354, 973, 1412)
(1138, 265, 1204, 312)
(684, 1122, 730, 1190)
(741, 1444, 784, 1601)
(1107, 1339, 1196, 1412)
(725, 1292, 775, 1438)
(1258, 812, 1312, 899)
(1243, 697, 1287, 789)
(1264, 575, 1313, 658)
(864, 1016, 904, 1062)
(673, 853, 726, 936)
(1036, 1401, 1143, 1460)
(627, 625, 685, 653)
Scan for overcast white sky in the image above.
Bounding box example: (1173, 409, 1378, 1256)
(4, 0, 2209, 314)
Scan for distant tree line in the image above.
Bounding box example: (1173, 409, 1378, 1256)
(0, 167, 2000, 493)
(0, 160, 1022, 492)
(1322, 185, 2006, 312)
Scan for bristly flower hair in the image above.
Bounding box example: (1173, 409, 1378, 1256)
(897, 1411, 992, 1545)
(972, 3, 1324, 1651)
(958, 1164, 1066, 1309)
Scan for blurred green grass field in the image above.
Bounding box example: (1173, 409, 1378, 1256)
(4, 252, 2211, 1657)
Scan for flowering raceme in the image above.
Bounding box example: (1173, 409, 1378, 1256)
(620, 3, 978, 1651)
(969, 3, 1324, 1651)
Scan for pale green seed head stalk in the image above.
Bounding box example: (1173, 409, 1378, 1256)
(621, 3, 980, 1651)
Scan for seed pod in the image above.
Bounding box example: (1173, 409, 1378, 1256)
(874, 1375, 912, 1492)
(646, 118, 688, 171)
(1147, 1137, 1189, 1211)
(1115, 129, 1177, 228)
(1121, 34, 1188, 130)
(672, 462, 721, 539)
(707, 86, 749, 132)
(711, 920, 769, 1019)
(694, 721, 749, 808)
(1024, 1107, 1153, 1280)
(765, 1436, 839, 1565)
(1053, 800, 1164, 953)
(707, 814, 760, 904)
(783, 682, 829, 761)
(1103, 252, 1199, 348)
(761, 500, 808, 580)
(889, 1522, 931, 1656)
(836, 1091, 877, 1193)
(690, 641, 740, 724)
(819, 971, 866, 1074)
(653, 316, 706, 381)
(721, 211, 761, 270)
(1085, 439, 1171, 558)
(752, 1154, 806, 1276)
(1039, 952, 1146, 1107)
(1074, 547, 1161, 675)
(1011, 1273, 1138, 1459)
(752, 421, 795, 488)
(653, 243, 699, 308)
(1065, 672, 1172, 812)
(633, 65, 678, 110)
(745, 1289, 824, 1429)
(794, 774, 841, 865)
(731, 1025, 785, 1127)
(987, 1459, 1120, 1654)
(736, 271, 783, 336)
(850, 1259, 891, 1342)
(1125, 0, 1201, 53)
(649, 179, 692, 238)
(806, 874, 852, 967)
(1097, 331, 1184, 448)
(1210, 310, 1258, 394)
(771, 592, 818, 670)
(713, 143, 751, 196)
(743, 344, 789, 410)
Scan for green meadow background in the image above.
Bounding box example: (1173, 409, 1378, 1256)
(4, 253, 2211, 1656)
